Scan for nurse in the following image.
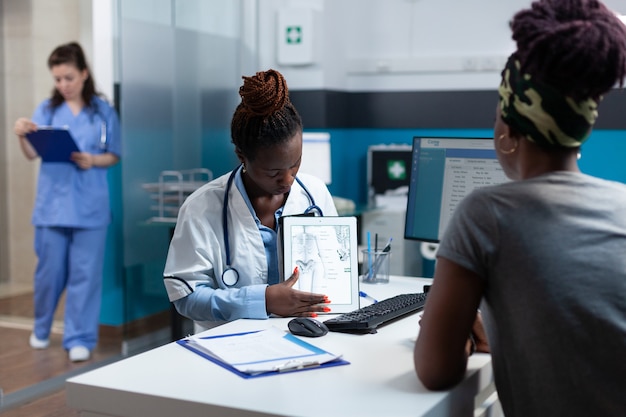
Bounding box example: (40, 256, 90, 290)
(164, 69, 337, 329)
(14, 42, 121, 362)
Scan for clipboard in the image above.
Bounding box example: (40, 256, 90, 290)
(176, 328, 349, 379)
(25, 127, 80, 163)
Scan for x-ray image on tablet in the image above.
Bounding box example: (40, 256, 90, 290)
(281, 216, 360, 314)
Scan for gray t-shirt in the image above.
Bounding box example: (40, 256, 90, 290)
(438, 171, 626, 417)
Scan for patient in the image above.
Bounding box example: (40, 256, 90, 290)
(414, 1, 626, 416)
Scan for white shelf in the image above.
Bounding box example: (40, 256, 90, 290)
(142, 168, 212, 222)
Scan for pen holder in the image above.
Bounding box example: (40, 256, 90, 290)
(360, 249, 390, 284)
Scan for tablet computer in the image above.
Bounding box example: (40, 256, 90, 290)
(26, 127, 80, 163)
(281, 215, 360, 314)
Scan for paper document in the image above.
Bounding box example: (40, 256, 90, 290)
(184, 327, 343, 375)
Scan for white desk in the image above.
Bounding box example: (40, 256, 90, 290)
(66, 276, 495, 417)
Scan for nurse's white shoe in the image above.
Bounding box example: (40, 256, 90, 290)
(29, 333, 50, 349)
(69, 346, 91, 362)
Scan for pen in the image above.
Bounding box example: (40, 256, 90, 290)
(366, 231, 373, 280)
(359, 291, 378, 304)
(275, 360, 320, 373)
(380, 238, 393, 254)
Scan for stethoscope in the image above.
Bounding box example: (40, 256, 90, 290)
(47, 102, 108, 151)
(221, 165, 324, 287)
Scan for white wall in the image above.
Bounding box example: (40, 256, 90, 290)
(250, 0, 626, 92)
(91, 0, 115, 102)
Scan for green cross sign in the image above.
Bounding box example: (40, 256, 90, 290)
(387, 160, 406, 180)
(286, 26, 302, 44)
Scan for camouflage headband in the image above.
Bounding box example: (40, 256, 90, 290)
(498, 56, 598, 148)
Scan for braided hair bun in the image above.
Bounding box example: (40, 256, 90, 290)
(239, 69, 289, 117)
(231, 69, 302, 160)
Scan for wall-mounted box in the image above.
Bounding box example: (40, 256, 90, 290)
(276, 8, 316, 66)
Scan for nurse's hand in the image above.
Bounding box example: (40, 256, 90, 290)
(14, 117, 37, 137)
(71, 152, 95, 170)
(265, 266, 331, 317)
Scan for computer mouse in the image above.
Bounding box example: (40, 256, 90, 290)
(287, 317, 329, 337)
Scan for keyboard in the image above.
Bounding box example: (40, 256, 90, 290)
(324, 292, 428, 333)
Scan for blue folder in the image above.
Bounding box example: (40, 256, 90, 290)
(26, 127, 80, 163)
(176, 330, 350, 379)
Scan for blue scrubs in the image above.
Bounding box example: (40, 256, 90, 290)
(30, 97, 121, 350)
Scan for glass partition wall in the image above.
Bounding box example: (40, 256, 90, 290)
(116, 0, 243, 351)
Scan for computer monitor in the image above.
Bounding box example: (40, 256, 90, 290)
(404, 136, 510, 243)
(368, 144, 412, 196)
(367, 144, 413, 208)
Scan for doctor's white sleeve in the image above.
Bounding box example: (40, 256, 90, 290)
(163, 203, 270, 321)
(171, 283, 269, 321)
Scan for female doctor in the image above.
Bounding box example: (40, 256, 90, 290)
(163, 69, 337, 328)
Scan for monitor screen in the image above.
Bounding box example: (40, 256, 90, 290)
(368, 144, 413, 196)
(404, 136, 510, 243)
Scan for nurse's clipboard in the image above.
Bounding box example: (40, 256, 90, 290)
(26, 127, 80, 163)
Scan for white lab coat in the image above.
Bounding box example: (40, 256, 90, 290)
(163, 169, 338, 323)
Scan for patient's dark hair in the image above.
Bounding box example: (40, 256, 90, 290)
(231, 69, 302, 161)
(510, 0, 626, 100)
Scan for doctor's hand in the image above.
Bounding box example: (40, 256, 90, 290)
(265, 266, 331, 318)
